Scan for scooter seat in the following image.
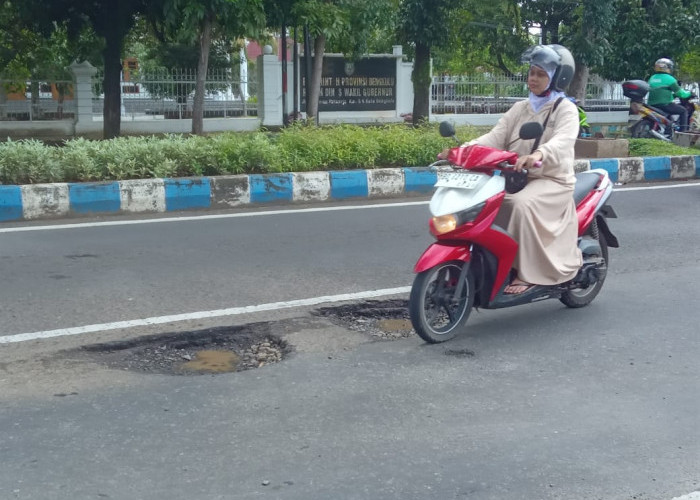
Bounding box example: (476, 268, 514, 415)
(646, 104, 672, 117)
(574, 172, 601, 206)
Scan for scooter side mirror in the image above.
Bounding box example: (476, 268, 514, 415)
(519, 122, 544, 140)
(439, 121, 456, 138)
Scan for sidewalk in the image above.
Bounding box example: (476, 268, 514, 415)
(1, 155, 698, 222)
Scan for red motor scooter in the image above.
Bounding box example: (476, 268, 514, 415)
(408, 121, 619, 343)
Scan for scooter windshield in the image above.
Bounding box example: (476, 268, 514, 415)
(448, 145, 518, 169)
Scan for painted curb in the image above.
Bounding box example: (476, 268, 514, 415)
(1, 155, 698, 222)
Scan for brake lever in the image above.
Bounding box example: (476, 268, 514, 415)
(429, 159, 454, 172)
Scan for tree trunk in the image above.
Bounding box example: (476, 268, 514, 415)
(412, 42, 431, 126)
(102, 28, 123, 139)
(569, 63, 590, 104)
(192, 14, 213, 135)
(307, 33, 326, 125)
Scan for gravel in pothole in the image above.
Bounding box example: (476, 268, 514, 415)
(72, 300, 414, 376)
(75, 323, 289, 376)
(314, 299, 415, 340)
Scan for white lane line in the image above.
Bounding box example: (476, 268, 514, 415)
(0, 286, 411, 344)
(0, 201, 429, 233)
(2, 181, 699, 233)
(614, 182, 700, 192)
(671, 493, 700, 500)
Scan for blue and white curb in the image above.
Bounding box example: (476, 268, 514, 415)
(1, 156, 698, 222)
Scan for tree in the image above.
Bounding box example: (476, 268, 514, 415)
(1, 2, 101, 119)
(597, 0, 700, 82)
(560, 0, 616, 102)
(398, 0, 461, 125)
(266, 0, 394, 124)
(159, 0, 265, 134)
(18, 0, 165, 139)
(520, 0, 575, 45)
(678, 48, 700, 83)
(437, 0, 530, 76)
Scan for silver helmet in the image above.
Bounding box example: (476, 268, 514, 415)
(654, 58, 674, 73)
(521, 44, 576, 92)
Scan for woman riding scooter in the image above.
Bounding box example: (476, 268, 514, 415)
(438, 44, 582, 294)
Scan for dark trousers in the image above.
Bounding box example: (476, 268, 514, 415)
(655, 102, 689, 131)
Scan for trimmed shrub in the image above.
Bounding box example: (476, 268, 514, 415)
(0, 124, 697, 185)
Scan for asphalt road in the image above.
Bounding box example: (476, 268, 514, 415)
(1, 182, 699, 500)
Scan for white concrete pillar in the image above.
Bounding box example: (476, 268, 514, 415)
(69, 60, 97, 134)
(257, 45, 283, 127)
(393, 45, 414, 118)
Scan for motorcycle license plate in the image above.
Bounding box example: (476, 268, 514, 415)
(435, 172, 481, 189)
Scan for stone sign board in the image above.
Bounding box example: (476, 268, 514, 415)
(301, 56, 396, 112)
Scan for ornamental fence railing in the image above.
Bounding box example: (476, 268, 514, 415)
(431, 73, 629, 114)
(0, 79, 75, 121)
(9, 69, 692, 123)
(90, 68, 258, 120)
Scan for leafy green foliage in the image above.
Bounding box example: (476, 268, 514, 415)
(628, 139, 699, 158)
(440, 0, 529, 76)
(600, 0, 700, 81)
(678, 49, 700, 83)
(0, 125, 474, 184)
(398, 0, 463, 123)
(0, 139, 63, 184)
(3, 126, 694, 186)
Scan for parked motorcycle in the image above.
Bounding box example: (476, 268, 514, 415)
(568, 96, 591, 137)
(685, 94, 700, 132)
(622, 79, 697, 140)
(408, 122, 619, 343)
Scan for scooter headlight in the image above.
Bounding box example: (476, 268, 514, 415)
(432, 214, 458, 234)
(431, 202, 486, 235)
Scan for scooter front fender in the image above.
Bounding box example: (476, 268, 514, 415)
(414, 243, 472, 273)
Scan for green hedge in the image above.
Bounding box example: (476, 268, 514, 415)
(0, 124, 697, 185)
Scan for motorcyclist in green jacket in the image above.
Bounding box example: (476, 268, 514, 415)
(648, 58, 691, 131)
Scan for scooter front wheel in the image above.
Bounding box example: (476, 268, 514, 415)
(409, 261, 474, 343)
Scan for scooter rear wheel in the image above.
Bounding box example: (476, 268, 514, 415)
(631, 120, 653, 138)
(560, 224, 609, 308)
(409, 261, 474, 343)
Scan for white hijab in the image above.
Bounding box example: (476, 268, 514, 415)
(529, 66, 567, 112)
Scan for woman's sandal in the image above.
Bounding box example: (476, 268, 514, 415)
(504, 278, 534, 295)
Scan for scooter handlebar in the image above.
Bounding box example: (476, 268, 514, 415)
(498, 160, 542, 172)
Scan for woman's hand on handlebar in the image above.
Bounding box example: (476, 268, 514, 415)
(514, 151, 543, 172)
(437, 148, 450, 160)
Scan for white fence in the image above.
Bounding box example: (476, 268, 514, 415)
(91, 68, 257, 120)
(2, 49, 665, 139)
(0, 79, 76, 121)
(431, 73, 629, 114)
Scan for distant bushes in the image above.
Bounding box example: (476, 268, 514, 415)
(0, 124, 696, 185)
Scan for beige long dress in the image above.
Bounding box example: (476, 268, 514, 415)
(469, 97, 583, 285)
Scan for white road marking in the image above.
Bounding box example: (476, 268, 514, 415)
(0, 286, 411, 344)
(614, 182, 700, 192)
(0, 201, 429, 233)
(2, 181, 698, 233)
(671, 493, 700, 500)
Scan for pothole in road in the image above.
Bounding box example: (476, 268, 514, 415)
(76, 322, 289, 376)
(314, 299, 415, 340)
(74, 299, 414, 376)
